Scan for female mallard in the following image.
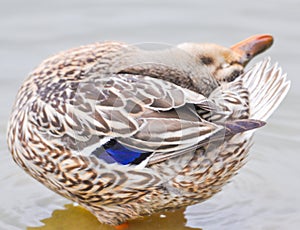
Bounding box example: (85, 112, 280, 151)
(7, 35, 290, 227)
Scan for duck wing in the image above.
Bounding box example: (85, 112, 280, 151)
(73, 73, 221, 159)
(30, 42, 263, 167)
(60, 71, 262, 165)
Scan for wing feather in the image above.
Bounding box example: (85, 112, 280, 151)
(32, 69, 222, 163)
(29, 42, 273, 167)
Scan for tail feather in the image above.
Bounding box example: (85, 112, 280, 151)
(240, 58, 290, 121)
(224, 119, 266, 136)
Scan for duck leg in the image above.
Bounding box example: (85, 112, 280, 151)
(115, 222, 129, 230)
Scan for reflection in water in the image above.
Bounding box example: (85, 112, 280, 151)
(27, 205, 200, 230)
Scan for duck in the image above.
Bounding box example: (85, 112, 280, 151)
(7, 34, 290, 227)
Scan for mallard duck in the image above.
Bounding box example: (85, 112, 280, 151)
(7, 34, 290, 227)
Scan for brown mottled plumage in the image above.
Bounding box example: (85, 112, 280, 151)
(7, 35, 290, 226)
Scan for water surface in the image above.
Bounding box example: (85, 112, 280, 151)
(1, 0, 300, 229)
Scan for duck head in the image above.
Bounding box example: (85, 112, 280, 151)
(177, 34, 274, 82)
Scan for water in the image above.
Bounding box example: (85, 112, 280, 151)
(1, 0, 300, 229)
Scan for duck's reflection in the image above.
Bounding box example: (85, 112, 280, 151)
(27, 204, 201, 230)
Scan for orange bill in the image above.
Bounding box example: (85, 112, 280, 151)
(231, 34, 274, 66)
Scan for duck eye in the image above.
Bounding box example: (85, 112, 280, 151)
(200, 56, 214, 65)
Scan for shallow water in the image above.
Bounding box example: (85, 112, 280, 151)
(1, 0, 300, 229)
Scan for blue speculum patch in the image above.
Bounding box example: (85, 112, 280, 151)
(92, 139, 151, 165)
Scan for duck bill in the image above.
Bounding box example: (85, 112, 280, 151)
(230, 34, 274, 66)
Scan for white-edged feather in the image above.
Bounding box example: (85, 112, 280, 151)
(237, 58, 290, 121)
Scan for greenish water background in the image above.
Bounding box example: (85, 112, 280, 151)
(0, 0, 299, 229)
